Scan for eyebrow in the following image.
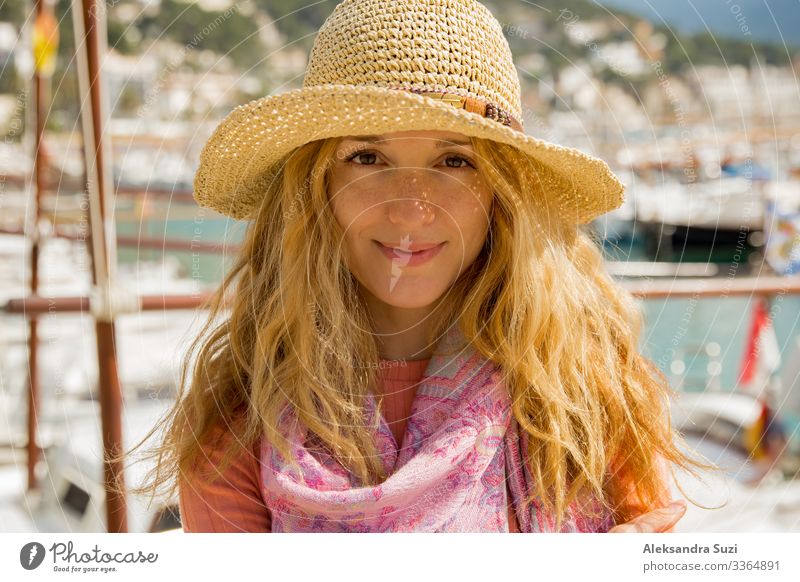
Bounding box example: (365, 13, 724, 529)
(342, 135, 473, 148)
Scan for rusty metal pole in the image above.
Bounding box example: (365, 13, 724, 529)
(25, 0, 48, 492)
(72, 0, 127, 532)
(26, 0, 59, 492)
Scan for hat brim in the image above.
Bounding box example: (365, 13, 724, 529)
(193, 84, 624, 224)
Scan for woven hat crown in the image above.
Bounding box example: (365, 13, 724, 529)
(303, 0, 523, 128)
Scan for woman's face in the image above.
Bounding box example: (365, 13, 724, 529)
(328, 130, 493, 310)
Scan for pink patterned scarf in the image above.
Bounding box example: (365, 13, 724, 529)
(260, 326, 615, 532)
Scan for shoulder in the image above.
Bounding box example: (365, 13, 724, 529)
(178, 410, 271, 532)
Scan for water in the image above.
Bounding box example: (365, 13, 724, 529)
(116, 212, 247, 284)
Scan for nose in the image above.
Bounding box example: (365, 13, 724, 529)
(385, 169, 436, 226)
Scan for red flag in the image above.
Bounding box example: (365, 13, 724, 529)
(738, 296, 781, 390)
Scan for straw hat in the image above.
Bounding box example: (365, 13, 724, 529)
(193, 0, 624, 224)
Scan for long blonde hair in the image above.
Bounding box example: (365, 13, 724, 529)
(124, 134, 715, 530)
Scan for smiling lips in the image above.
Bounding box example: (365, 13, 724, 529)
(374, 240, 446, 266)
(379, 241, 442, 251)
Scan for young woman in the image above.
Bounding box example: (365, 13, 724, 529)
(127, 0, 711, 532)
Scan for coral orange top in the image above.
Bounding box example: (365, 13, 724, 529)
(178, 358, 522, 532)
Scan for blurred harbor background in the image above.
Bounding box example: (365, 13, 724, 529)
(1, 0, 800, 533)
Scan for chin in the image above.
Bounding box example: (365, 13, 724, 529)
(366, 279, 448, 310)
(378, 295, 440, 310)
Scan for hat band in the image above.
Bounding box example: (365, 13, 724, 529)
(389, 86, 523, 133)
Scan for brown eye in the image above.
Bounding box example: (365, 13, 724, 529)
(346, 150, 378, 165)
(444, 155, 476, 169)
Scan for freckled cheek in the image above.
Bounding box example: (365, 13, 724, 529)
(329, 185, 380, 228)
(453, 212, 490, 252)
(328, 191, 382, 262)
(441, 184, 492, 220)
(442, 192, 492, 258)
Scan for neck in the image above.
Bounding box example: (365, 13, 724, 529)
(362, 290, 436, 361)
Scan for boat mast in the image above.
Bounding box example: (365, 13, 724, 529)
(71, 0, 127, 533)
(25, 0, 57, 495)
